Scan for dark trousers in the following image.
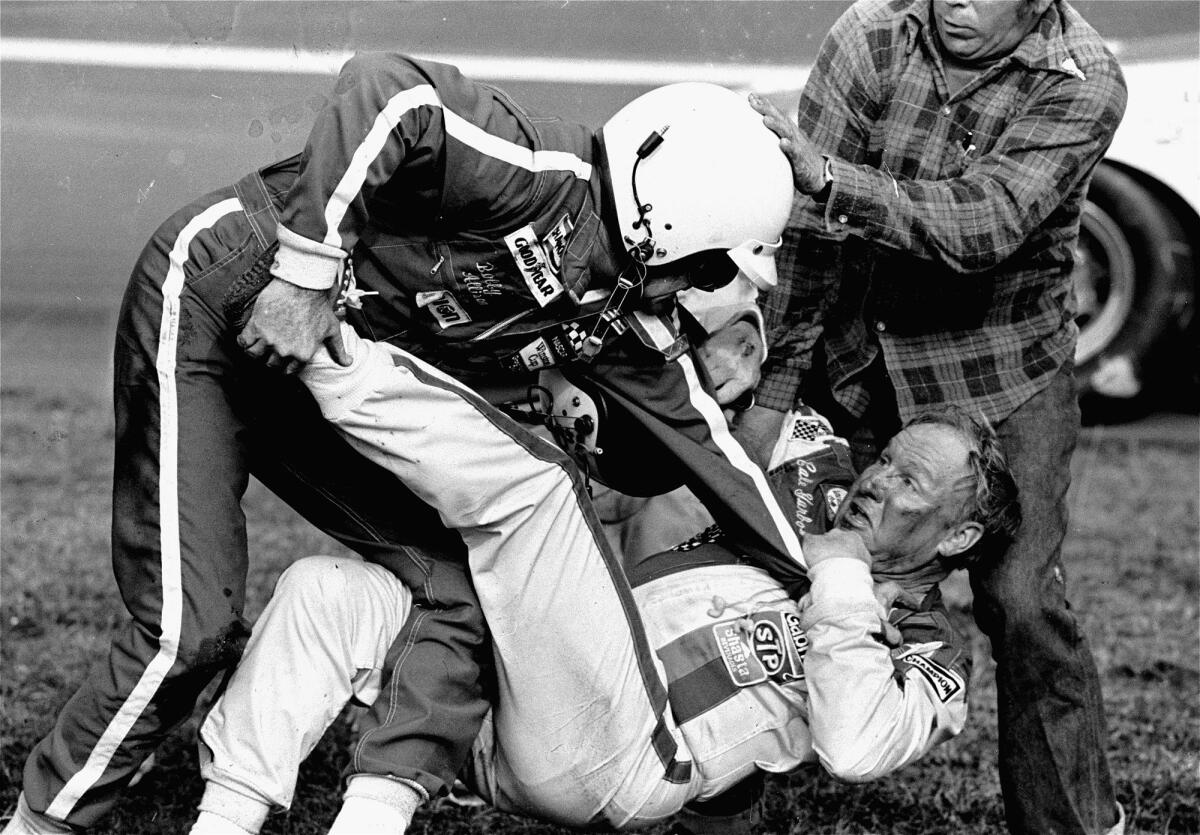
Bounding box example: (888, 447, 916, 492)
(22, 169, 489, 827)
(810, 358, 1117, 835)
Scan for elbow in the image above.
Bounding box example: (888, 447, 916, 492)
(815, 739, 889, 783)
(824, 755, 885, 784)
(339, 51, 389, 78)
(944, 232, 1016, 275)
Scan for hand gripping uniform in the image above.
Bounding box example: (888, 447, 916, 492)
(197, 354, 969, 826)
(18, 53, 802, 828)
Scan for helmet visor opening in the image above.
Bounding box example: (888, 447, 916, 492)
(650, 249, 739, 292)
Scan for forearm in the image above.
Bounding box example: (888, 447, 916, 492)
(815, 79, 1126, 275)
(800, 559, 967, 782)
(277, 52, 444, 289)
(755, 229, 832, 412)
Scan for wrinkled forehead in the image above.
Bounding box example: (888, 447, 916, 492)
(887, 424, 975, 485)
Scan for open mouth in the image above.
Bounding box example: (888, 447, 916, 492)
(839, 499, 872, 530)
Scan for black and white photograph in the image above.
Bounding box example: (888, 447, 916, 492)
(1, 2, 1197, 833)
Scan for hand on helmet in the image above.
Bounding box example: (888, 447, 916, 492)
(697, 319, 763, 405)
(747, 93, 827, 196)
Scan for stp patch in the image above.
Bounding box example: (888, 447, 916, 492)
(713, 610, 808, 687)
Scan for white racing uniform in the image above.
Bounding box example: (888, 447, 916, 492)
(199, 323, 969, 828)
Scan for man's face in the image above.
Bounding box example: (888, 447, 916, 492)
(932, 0, 1045, 65)
(697, 319, 763, 405)
(834, 423, 976, 573)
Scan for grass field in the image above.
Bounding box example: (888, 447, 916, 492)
(1, 385, 1197, 834)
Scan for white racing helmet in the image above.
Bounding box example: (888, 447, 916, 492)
(602, 82, 794, 291)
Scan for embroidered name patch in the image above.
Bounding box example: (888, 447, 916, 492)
(505, 224, 565, 306)
(415, 290, 471, 330)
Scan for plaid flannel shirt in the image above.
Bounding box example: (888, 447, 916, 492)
(759, 0, 1127, 423)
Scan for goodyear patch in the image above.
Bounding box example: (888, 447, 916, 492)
(896, 649, 963, 703)
(505, 224, 565, 307)
(714, 610, 808, 688)
(415, 290, 471, 330)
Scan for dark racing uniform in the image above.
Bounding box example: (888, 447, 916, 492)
(20, 53, 803, 828)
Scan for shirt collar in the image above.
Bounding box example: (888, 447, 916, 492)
(903, 0, 1083, 79)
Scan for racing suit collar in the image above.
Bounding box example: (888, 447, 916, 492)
(591, 133, 640, 288)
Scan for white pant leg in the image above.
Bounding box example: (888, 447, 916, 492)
(198, 556, 411, 808)
(300, 327, 692, 827)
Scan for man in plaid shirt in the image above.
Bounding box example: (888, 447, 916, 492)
(746, 1, 1127, 833)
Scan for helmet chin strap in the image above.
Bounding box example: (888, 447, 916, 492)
(578, 125, 679, 359)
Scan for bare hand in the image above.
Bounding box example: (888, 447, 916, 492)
(747, 93, 827, 195)
(732, 404, 787, 469)
(870, 581, 922, 647)
(237, 278, 350, 373)
(872, 580, 923, 612)
(697, 320, 763, 406)
(803, 528, 873, 570)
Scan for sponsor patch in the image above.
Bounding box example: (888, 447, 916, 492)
(713, 620, 767, 687)
(516, 336, 556, 371)
(825, 486, 847, 516)
(782, 611, 809, 668)
(542, 213, 574, 273)
(897, 650, 963, 703)
(505, 224, 565, 306)
(714, 610, 807, 688)
(415, 290, 471, 330)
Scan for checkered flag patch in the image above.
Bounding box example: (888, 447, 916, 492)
(672, 523, 726, 552)
(766, 406, 841, 471)
(563, 321, 588, 354)
(788, 413, 833, 443)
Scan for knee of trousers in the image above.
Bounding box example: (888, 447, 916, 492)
(170, 613, 253, 674)
(272, 555, 363, 610)
(970, 566, 1085, 660)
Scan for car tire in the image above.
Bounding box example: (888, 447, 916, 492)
(1072, 164, 1193, 419)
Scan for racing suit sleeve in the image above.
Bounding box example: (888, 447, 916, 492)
(579, 313, 807, 587)
(273, 52, 569, 290)
(799, 558, 968, 782)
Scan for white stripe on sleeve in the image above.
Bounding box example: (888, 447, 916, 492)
(321, 84, 592, 249)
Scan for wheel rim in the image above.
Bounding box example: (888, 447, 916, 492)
(1073, 199, 1137, 365)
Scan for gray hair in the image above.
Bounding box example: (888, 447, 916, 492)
(905, 406, 1022, 568)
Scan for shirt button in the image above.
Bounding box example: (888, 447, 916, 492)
(875, 320, 887, 332)
(942, 106, 951, 115)
(837, 214, 849, 225)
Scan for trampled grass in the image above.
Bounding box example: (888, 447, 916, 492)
(2, 386, 1197, 834)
